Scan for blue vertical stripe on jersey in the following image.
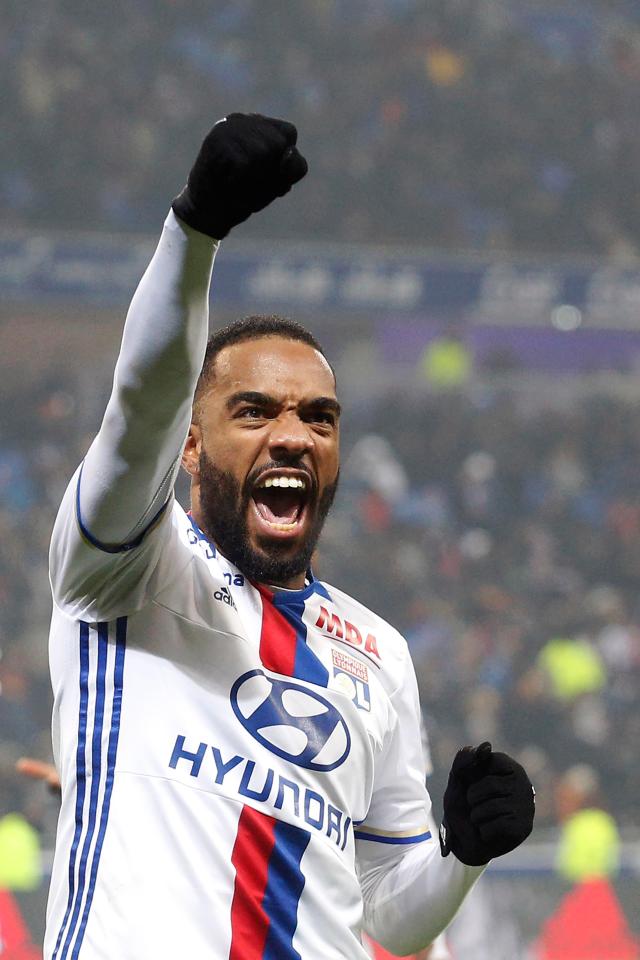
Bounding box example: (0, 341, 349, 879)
(272, 592, 329, 688)
(59, 622, 109, 960)
(60, 623, 109, 960)
(51, 622, 91, 960)
(261, 819, 310, 960)
(52, 619, 127, 960)
(71, 616, 127, 959)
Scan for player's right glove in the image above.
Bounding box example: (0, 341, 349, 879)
(172, 113, 308, 240)
(440, 741, 535, 866)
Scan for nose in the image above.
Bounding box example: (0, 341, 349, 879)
(268, 412, 314, 460)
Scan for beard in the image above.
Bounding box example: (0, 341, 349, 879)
(197, 448, 338, 586)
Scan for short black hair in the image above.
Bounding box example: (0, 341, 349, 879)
(193, 314, 333, 412)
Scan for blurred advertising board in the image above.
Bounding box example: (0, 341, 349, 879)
(2, 231, 639, 324)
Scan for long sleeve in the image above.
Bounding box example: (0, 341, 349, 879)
(358, 834, 485, 956)
(79, 210, 218, 545)
(49, 211, 218, 618)
(355, 633, 486, 955)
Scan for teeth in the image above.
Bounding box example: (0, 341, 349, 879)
(260, 476, 306, 490)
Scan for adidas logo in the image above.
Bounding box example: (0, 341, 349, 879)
(213, 585, 236, 609)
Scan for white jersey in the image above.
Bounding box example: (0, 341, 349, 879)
(46, 489, 433, 960)
(45, 211, 482, 960)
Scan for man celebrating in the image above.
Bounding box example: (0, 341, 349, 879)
(46, 114, 534, 959)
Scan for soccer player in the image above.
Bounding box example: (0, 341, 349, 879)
(45, 114, 534, 959)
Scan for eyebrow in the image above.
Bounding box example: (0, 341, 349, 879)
(225, 390, 341, 417)
(304, 396, 342, 418)
(225, 391, 272, 411)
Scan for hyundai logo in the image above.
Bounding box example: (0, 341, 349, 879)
(230, 670, 351, 771)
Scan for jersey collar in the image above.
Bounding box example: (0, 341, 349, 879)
(187, 512, 331, 604)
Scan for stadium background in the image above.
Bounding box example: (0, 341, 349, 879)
(2, 0, 640, 956)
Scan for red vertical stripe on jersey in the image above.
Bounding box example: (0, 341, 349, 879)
(229, 806, 277, 960)
(257, 586, 297, 677)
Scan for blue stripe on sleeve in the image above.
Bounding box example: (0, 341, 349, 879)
(75, 464, 170, 553)
(262, 819, 310, 960)
(353, 830, 432, 845)
(52, 622, 90, 960)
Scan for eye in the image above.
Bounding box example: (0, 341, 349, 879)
(237, 405, 267, 420)
(306, 410, 336, 426)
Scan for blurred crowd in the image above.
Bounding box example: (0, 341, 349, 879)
(0, 374, 90, 826)
(5, 0, 640, 257)
(2, 354, 640, 841)
(322, 384, 640, 829)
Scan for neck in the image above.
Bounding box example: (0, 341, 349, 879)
(265, 571, 308, 591)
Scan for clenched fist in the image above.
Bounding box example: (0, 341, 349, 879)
(440, 741, 535, 866)
(172, 113, 308, 240)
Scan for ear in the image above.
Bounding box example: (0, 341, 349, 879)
(182, 422, 202, 477)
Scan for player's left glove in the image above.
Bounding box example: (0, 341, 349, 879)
(440, 741, 535, 866)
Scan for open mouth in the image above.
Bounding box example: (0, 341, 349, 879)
(251, 472, 312, 536)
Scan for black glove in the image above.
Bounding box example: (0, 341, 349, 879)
(172, 113, 308, 239)
(440, 741, 535, 866)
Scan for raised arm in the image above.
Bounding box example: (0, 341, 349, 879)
(80, 114, 308, 547)
(50, 115, 307, 612)
(77, 211, 216, 548)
